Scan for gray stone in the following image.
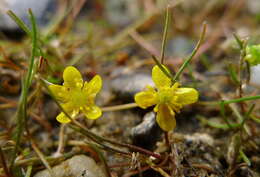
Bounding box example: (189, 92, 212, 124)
(111, 73, 154, 101)
(105, 0, 141, 26)
(0, 0, 56, 30)
(33, 155, 106, 177)
(247, 0, 260, 14)
(131, 112, 162, 150)
(250, 65, 260, 86)
(166, 36, 194, 58)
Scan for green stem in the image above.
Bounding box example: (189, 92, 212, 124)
(222, 95, 260, 105)
(161, 6, 170, 64)
(101, 103, 138, 112)
(240, 104, 255, 127)
(31, 140, 54, 177)
(199, 95, 260, 105)
(10, 9, 38, 171)
(7, 10, 31, 36)
(14, 151, 77, 167)
(70, 120, 162, 160)
(173, 22, 207, 82)
(220, 101, 233, 129)
(25, 165, 33, 177)
(239, 149, 251, 166)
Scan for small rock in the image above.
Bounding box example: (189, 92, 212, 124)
(111, 73, 154, 101)
(105, 0, 141, 26)
(184, 133, 214, 146)
(166, 36, 194, 58)
(247, 0, 260, 14)
(250, 65, 260, 86)
(33, 155, 106, 177)
(0, 0, 56, 30)
(131, 112, 162, 150)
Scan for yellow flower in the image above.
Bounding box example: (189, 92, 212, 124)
(49, 66, 102, 123)
(134, 65, 198, 131)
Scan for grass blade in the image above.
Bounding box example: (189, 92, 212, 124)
(7, 10, 31, 36)
(222, 95, 260, 105)
(173, 22, 207, 82)
(239, 149, 251, 166)
(10, 9, 38, 173)
(161, 6, 170, 64)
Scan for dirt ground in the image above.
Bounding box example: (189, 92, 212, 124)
(0, 0, 260, 176)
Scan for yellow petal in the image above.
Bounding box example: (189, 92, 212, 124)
(82, 105, 102, 119)
(49, 84, 69, 102)
(61, 102, 75, 113)
(56, 103, 79, 123)
(175, 88, 199, 105)
(156, 104, 176, 131)
(63, 66, 83, 88)
(152, 65, 172, 89)
(84, 75, 102, 95)
(134, 89, 157, 109)
(56, 112, 71, 123)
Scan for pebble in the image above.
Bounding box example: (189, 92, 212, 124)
(33, 155, 106, 177)
(0, 0, 56, 30)
(166, 36, 194, 58)
(247, 0, 260, 14)
(250, 65, 260, 86)
(184, 133, 214, 146)
(105, 0, 141, 26)
(111, 73, 154, 101)
(131, 112, 162, 150)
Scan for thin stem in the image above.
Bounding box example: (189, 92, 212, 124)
(238, 50, 245, 106)
(220, 101, 233, 129)
(68, 140, 130, 158)
(7, 10, 31, 36)
(69, 125, 131, 156)
(54, 124, 66, 157)
(198, 95, 260, 105)
(101, 103, 138, 112)
(70, 120, 162, 160)
(10, 9, 38, 171)
(222, 95, 260, 105)
(233, 33, 243, 50)
(31, 141, 54, 177)
(240, 104, 255, 127)
(14, 151, 77, 167)
(161, 6, 170, 64)
(164, 132, 170, 148)
(25, 165, 33, 177)
(239, 149, 251, 166)
(27, 9, 38, 87)
(173, 22, 207, 82)
(234, 33, 248, 114)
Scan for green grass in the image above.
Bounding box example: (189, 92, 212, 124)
(9, 9, 38, 175)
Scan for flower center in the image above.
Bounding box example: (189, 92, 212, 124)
(70, 88, 88, 107)
(157, 87, 174, 104)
